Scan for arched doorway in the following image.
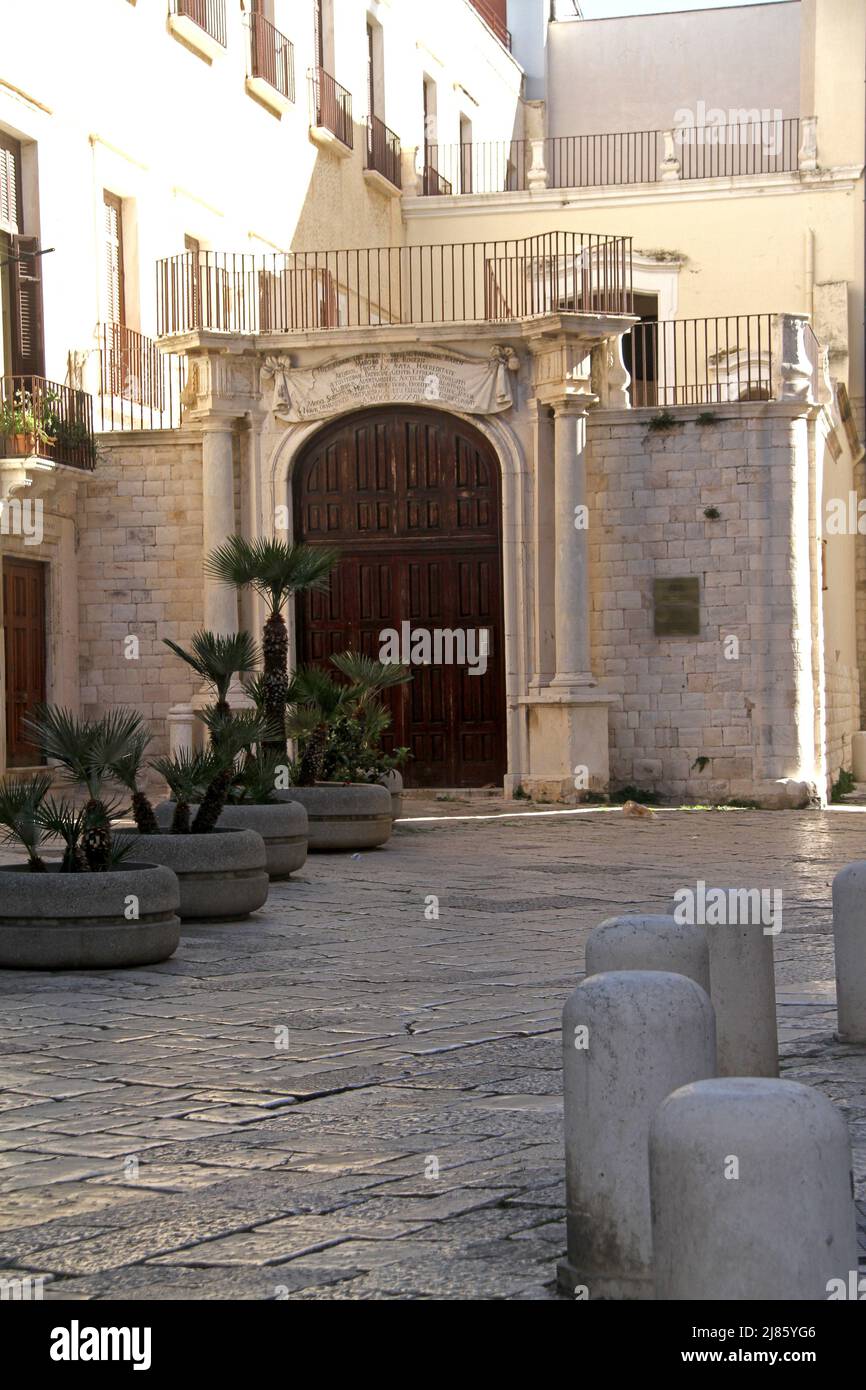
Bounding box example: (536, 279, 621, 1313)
(293, 406, 506, 788)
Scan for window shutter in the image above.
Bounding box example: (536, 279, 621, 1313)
(8, 234, 45, 378)
(103, 191, 125, 326)
(0, 133, 22, 231)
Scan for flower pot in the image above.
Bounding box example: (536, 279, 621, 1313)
(276, 783, 392, 852)
(0, 861, 180, 970)
(5, 432, 35, 458)
(127, 828, 269, 921)
(154, 800, 308, 880)
(378, 768, 404, 821)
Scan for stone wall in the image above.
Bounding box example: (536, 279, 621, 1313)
(586, 404, 851, 806)
(78, 429, 205, 760)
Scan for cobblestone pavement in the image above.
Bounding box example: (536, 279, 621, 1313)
(1, 806, 865, 1301)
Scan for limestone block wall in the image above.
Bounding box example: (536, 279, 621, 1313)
(586, 405, 843, 805)
(825, 661, 859, 785)
(78, 429, 205, 760)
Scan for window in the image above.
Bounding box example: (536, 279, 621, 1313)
(653, 578, 700, 636)
(0, 131, 22, 233)
(367, 22, 376, 118)
(103, 191, 125, 327)
(624, 293, 659, 407)
(423, 77, 437, 161)
(313, 0, 328, 71)
(459, 115, 473, 193)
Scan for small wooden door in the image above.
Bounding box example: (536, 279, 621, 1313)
(3, 557, 46, 767)
(294, 408, 506, 788)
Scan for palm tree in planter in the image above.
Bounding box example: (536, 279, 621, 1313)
(149, 749, 219, 833)
(133, 625, 309, 886)
(204, 537, 339, 753)
(23, 707, 147, 870)
(109, 726, 160, 834)
(268, 652, 412, 854)
(0, 773, 54, 872)
(0, 727, 181, 970)
(164, 630, 259, 724)
(286, 652, 411, 785)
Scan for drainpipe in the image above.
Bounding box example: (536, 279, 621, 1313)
(805, 227, 815, 323)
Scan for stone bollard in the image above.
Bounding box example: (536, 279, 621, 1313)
(560, 970, 716, 1299)
(586, 914, 710, 993)
(671, 886, 778, 1077)
(650, 1077, 858, 1300)
(832, 861, 866, 1041)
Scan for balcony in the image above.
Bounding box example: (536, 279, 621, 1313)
(309, 67, 353, 155)
(168, 0, 227, 61)
(156, 233, 634, 339)
(0, 376, 96, 470)
(421, 164, 453, 197)
(420, 117, 809, 197)
(624, 314, 825, 407)
(97, 324, 186, 431)
(245, 11, 294, 115)
(365, 115, 401, 195)
(469, 0, 511, 51)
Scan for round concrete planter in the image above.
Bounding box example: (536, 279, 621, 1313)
(155, 800, 308, 880)
(378, 769, 404, 821)
(0, 861, 181, 971)
(128, 828, 269, 921)
(276, 783, 392, 852)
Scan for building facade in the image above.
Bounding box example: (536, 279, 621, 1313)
(0, 0, 864, 804)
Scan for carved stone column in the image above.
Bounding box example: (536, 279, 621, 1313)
(550, 399, 594, 690)
(200, 419, 238, 637)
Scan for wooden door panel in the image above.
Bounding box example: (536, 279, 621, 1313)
(294, 408, 505, 787)
(3, 558, 46, 767)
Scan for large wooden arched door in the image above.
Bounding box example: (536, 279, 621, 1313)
(293, 407, 506, 788)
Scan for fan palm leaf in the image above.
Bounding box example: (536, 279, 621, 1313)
(108, 727, 158, 835)
(23, 707, 145, 869)
(150, 749, 219, 833)
(0, 773, 53, 870)
(164, 631, 259, 713)
(205, 537, 339, 613)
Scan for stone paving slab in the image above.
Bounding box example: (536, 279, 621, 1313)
(0, 807, 864, 1299)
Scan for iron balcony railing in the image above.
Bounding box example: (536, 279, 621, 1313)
(156, 233, 634, 337)
(469, 0, 511, 50)
(246, 11, 294, 103)
(422, 164, 454, 196)
(625, 315, 776, 407)
(421, 117, 804, 196)
(97, 324, 186, 431)
(676, 117, 801, 179)
(309, 66, 353, 148)
(169, 0, 227, 47)
(0, 375, 96, 470)
(366, 115, 401, 189)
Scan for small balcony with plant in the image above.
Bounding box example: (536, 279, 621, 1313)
(0, 376, 97, 471)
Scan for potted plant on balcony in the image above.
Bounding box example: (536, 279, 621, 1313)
(275, 651, 411, 851)
(139, 630, 289, 906)
(0, 716, 181, 971)
(50, 416, 98, 468)
(0, 387, 49, 458)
